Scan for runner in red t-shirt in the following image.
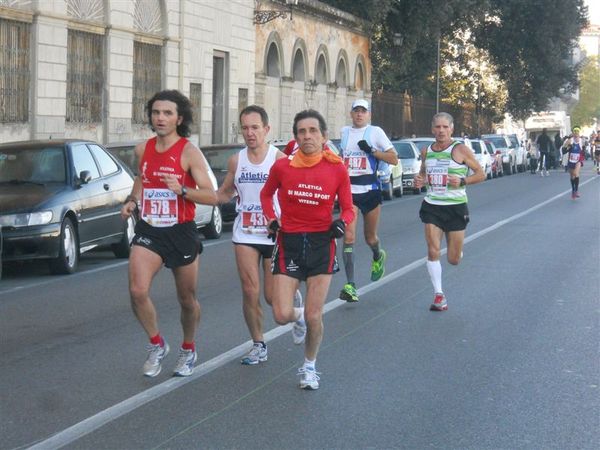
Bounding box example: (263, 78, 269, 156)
(120, 90, 217, 378)
(260, 109, 354, 390)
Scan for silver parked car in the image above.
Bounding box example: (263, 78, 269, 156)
(105, 140, 222, 239)
(481, 134, 517, 175)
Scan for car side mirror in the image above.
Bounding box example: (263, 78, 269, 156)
(78, 170, 92, 186)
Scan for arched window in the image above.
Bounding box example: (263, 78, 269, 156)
(315, 54, 327, 84)
(292, 49, 305, 82)
(266, 43, 281, 78)
(336, 59, 347, 87)
(355, 62, 365, 90)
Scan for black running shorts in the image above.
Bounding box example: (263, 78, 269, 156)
(132, 220, 202, 268)
(419, 200, 470, 232)
(271, 231, 338, 281)
(233, 242, 274, 260)
(352, 189, 382, 215)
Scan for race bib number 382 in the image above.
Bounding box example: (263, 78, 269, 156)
(141, 188, 178, 227)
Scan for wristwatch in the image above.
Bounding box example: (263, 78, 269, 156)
(181, 185, 188, 197)
(459, 177, 466, 187)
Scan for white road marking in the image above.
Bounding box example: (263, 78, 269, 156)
(25, 179, 598, 449)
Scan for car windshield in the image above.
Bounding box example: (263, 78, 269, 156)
(0, 146, 66, 184)
(393, 142, 416, 159)
(471, 141, 482, 154)
(107, 145, 137, 174)
(203, 147, 241, 171)
(410, 139, 434, 151)
(485, 137, 506, 148)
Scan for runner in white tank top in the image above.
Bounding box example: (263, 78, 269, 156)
(216, 106, 306, 366)
(232, 145, 280, 244)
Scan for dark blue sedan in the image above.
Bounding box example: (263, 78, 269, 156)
(0, 139, 135, 275)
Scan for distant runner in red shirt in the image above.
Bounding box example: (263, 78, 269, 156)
(261, 109, 354, 390)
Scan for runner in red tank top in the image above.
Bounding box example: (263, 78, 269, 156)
(260, 109, 354, 390)
(120, 90, 217, 378)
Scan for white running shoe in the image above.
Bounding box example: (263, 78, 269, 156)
(173, 348, 197, 377)
(241, 343, 268, 365)
(292, 307, 306, 345)
(143, 342, 169, 377)
(298, 366, 320, 390)
(293, 289, 303, 308)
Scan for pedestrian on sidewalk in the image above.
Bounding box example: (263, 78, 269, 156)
(536, 128, 552, 176)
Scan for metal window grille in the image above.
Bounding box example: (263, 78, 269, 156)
(0, 18, 30, 123)
(190, 82, 202, 134)
(67, 29, 103, 123)
(132, 41, 161, 124)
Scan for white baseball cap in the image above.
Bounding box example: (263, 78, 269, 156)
(351, 99, 370, 111)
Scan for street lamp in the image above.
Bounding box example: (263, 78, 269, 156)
(436, 36, 440, 113)
(253, 0, 298, 25)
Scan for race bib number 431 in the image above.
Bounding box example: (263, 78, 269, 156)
(241, 204, 267, 234)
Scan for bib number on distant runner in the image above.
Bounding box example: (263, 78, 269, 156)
(344, 156, 368, 175)
(142, 189, 178, 227)
(568, 152, 580, 164)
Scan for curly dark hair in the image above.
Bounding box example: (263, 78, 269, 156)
(292, 109, 328, 137)
(146, 90, 193, 137)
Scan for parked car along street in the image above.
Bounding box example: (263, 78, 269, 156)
(470, 139, 493, 179)
(105, 140, 223, 237)
(484, 140, 504, 178)
(200, 143, 245, 222)
(508, 133, 527, 173)
(481, 134, 516, 175)
(0, 139, 135, 275)
(394, 139, 423, 194)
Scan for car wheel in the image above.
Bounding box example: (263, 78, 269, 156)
(49, 217, 79, 275)
(393, 182, 403, 198)
(382, 181, 392, 201)
(112, 215, 136, 258)
(202, 206, 222, 239)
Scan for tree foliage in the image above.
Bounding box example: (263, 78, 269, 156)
(320, 0, 589, 120)
(570, 56, 600, 127)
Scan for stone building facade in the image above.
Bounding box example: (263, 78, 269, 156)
(0, 0, 369, 145)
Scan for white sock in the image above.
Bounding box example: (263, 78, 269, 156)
(294, 307, 304, 323)
(426, 260, 443, 293)
(304, 358, 316, 370)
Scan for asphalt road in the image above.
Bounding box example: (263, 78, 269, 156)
(1, 166, 599, 450)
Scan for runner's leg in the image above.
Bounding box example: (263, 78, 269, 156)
(128, 245, 164, 338)
(303, 274, 332, 361)
(234, 244, 264, 342)
(172, 258, 201, 344)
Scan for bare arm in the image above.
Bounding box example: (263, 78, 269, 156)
(374, 146, 399, 165)
(120, 142, 146, 219)
(216, 153, 239, 204)
(413, 147, 428, 189)
(448, 144, 485, 187)
(162, 143, 218, 206)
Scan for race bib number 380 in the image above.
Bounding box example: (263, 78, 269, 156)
(426, 166, 449, 195)
(142, 188, 178, 227)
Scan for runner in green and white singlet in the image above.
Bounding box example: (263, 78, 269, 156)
(413, 112, 485, 311)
